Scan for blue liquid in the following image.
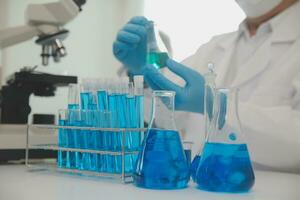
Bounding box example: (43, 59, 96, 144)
(115, 93, 130, 173)
(126, 95, 136, 149)
(96, 90, 108, 172)
(80, 92, 96, 170)
(195, 142, 255, 193)
(108, 93, 119, 173)
(66, 109, 81, 169)
(80, 92, 97, 110)
(67, 104, 80, 169)
(190, 155, 201, 182)
(184, 149, 191, 166)
(124, 95, 140, 174)
(58, 119, 67, 168)
(97, 91, 108, 111)
(68, 104, 79, 110)
(134, 129, 190, 189)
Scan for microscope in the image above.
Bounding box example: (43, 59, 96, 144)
(0, 0, 86, 161)
(0, 0, 86, 65)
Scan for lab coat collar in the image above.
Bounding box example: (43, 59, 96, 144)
(230, 1, 300, 45)
(271, 1, 300, 43)
(215, 2, 300, 87)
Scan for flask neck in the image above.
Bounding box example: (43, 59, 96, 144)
(149, 91, 176, 131)
(207, 88, 244, 144)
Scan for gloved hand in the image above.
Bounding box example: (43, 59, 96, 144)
(113, 16, 150, 75)
(143, 59, 205, 113)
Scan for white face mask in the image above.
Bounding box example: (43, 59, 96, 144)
(235, 0, 282, 18)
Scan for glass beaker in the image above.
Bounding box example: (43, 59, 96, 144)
(195, 88, 255, 193)
(134, 91, 190, 189)
(146, 21, 169, 69)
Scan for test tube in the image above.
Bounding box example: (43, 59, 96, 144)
(67, 109, 81, 169)
(124, 81, 137, 173)
(68, 84, 80, 110)
(58, 109, 68, 168)
(107, 80, 118, 173)
(95, 79, 108, 172)
(95, 111, 111, 172)
(115, 78, 129, 173)
(67, 85, 80, 169)
(134, 76, 144, 150)
(79, 81, 93, 170)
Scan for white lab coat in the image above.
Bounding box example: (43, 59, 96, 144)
(170, 3, 300, 173)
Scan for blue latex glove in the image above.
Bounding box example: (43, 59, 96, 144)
(113, 16, 150, 75)
(143, 59, 205, 113)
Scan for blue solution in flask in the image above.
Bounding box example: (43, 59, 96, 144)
(190, 155, 201, 182)
(184, 149, 191, 166)
(195, 142, 255, 192)
(134, 91, 189, 189)
(134, 129, 190, 189)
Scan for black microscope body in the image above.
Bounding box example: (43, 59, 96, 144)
(0, 68, 77, 124)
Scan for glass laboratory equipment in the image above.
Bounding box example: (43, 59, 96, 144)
(190, 63, 217, 181)
(146, 21, 169, 69)
(195, 88, 255, 193)
(134, 91, 190, 189)
(58, 109, 68, 168)
(182, 141, 193, 167)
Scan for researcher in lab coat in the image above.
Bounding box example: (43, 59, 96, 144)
(113, 0, 300, 173)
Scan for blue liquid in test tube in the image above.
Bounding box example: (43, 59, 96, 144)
(96, 90, 108, 172)
(66, 84, 80, 169)
(107, 92, 117, 173)
(80, 91, 93, 170)
(67, 109, 81, 169)
(125, 94, 138, 173)
(58, 116, 67, 168)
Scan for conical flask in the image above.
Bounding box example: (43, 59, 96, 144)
(195, 88, 255, 192)
(191, 63, 217, 181)
(146, 21, 169, 69)
(134, 91, 190, 189)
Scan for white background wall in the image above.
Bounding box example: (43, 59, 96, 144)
(144, 0, 245, 61)
(0, 0, 144, 118)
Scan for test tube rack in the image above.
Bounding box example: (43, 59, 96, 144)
(25, 124, 146, 183)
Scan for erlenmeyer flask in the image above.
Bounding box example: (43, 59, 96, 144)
(146, 21, 169, 69)
(134, 91, 190, 189)
(191, 63, 217, 181)
(195, 88, 255, 192)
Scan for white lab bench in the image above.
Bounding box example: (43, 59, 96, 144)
(0, 165, 299, 200)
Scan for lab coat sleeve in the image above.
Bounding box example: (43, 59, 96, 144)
(239, 74, 300, 173)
